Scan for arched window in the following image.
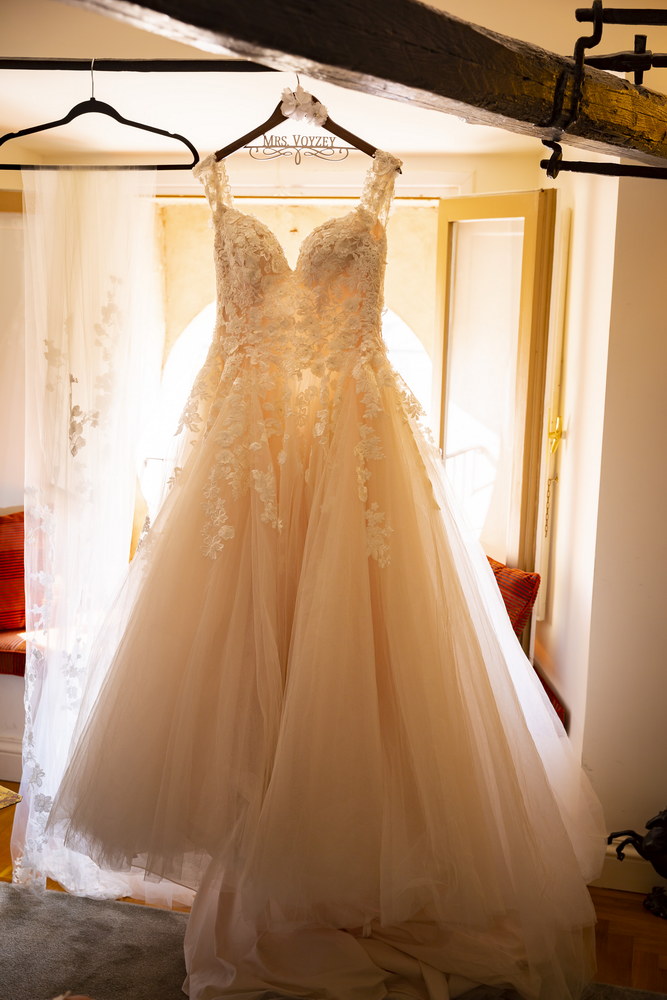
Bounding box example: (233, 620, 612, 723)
(382, 309, 432, 416)
(140, 303, 215, 518)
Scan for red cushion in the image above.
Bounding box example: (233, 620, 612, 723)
(0, 510, 25, 630)
(0, 629, 26, 676)
(487, 556, 540, 638)
(487, 557, 567, 723)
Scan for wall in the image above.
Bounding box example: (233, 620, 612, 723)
(583, 175, 667, 854)
(450, 151, 543, 195)
(159, 202, 213, 357)
(533, 166, 667, 890)
(535, 168, 619, 756)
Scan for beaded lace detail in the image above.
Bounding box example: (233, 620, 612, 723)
(185, 150, 416, 563)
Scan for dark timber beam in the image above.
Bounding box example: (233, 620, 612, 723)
(63, 0, 667, 165)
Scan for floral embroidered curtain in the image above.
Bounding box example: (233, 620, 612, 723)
(11, 169, 164, 897)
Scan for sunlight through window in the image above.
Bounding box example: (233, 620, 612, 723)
(141, 304, 431, 517)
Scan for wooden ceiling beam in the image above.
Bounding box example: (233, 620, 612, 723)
(63, 0, 667, 165)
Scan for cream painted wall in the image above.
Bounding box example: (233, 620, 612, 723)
(531, 167, 667, 889)
(386, 205, 439, 357)
(160, 203, 214, 357)
(1, 0, 204, 59)
(535, 170, 619, 758)
(447, 152, 543, 195)
(583, 175, 667, 833)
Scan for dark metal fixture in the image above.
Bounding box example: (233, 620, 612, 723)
(0, 58, 274, 73)
(608, 808, 667, 918)
(540, 1, 667, 179)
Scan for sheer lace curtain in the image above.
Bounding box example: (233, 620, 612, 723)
(11, 168, 169, 899)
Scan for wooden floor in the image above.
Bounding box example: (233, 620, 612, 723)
(591, 883, 667, 993)
(2, 780, 667, 992)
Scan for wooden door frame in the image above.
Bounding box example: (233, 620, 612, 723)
(434, 189, 557, 572)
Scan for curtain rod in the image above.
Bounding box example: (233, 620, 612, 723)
(0, 58, 276, 73)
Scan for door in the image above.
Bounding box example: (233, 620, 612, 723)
(433, 189, 556, 574)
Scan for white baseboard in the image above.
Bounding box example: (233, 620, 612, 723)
(0, 735, 22, 782)
(591, 842, 667, 894)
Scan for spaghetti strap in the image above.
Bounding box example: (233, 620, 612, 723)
(193, 154, 233, 218)
(359, 150, 402, 225)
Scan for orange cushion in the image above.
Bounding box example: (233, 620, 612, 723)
(0, 510, 25, 630)
(487, 556, 540, 638)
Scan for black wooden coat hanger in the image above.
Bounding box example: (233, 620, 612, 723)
(0, 61, 199, 170)
(212, 83, 379, 163)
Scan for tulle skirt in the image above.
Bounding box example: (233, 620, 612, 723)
(50, 358, 605, 1000)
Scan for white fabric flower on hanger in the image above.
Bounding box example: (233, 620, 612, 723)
(280, 85, 328, 126)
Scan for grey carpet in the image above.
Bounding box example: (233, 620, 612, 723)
(1, 883, 665, 1000)
(0, 883, 188, 1000)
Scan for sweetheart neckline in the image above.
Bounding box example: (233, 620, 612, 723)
(224, 203, 371, 275)
(194, 149, 401, 274)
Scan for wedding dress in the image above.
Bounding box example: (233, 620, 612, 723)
(50, 97, 605, 1000)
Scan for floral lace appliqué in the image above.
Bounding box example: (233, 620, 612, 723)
(189, 150, 404, 566)
(365, 502, 393, 568)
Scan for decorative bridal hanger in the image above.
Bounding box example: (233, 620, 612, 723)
(212, 82, 395, 168)
(0, 60, 199, 170)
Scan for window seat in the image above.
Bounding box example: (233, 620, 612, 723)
(0, 629, 25, 676)
(0, 508, 25, 678)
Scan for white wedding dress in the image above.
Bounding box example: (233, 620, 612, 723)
(50, 147, 605, 1000)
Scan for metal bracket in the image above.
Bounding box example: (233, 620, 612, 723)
(541, 1, 667, 179)
(568, 0, 605, 129)
(541, 139, 667, 178)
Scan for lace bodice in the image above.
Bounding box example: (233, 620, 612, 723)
(178, 150, 415, 564)
(192, 150, 401, 361)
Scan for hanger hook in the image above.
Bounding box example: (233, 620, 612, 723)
(91, 58, 95, 100)
(295, 72, 300, 91)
